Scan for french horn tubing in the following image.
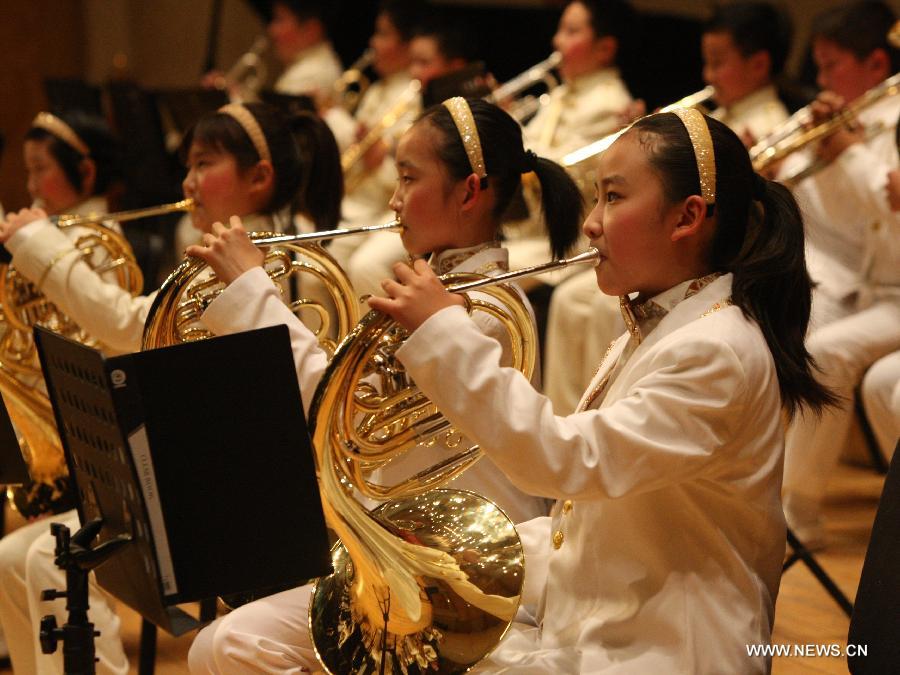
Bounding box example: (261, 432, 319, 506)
(307, 247, 599, 673)
(141, 219, 403, 353)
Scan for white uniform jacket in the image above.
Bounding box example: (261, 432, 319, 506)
(396, 273, 785, 673)
(273, 40, 343, 98)
(710, 84, 789, 142)
(524, 67, 632, 159)
(5, 213, 275, 354)
(202, 243, 552, 523)
(785, 95, 900, 308)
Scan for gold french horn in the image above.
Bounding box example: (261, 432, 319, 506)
(141, 219, 403, 353)
(307, 248, 600, 673)
(0, 199, 189, 515)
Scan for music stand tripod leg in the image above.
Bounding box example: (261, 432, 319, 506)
(38, 519, 131, 675)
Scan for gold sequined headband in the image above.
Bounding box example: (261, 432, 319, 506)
(31, 112, 90, 156)
(442, 97, 487, 183)
(218, 104, 272, 163)
(670, 107, 716, 209)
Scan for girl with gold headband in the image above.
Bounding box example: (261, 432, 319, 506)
(371, 109, 835, 672)
(0, 110, 130, 675)
(185, 96, 583, 673)
(0, 102, 342, 675)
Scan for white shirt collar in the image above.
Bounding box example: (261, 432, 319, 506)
(429, 241, 508, 275)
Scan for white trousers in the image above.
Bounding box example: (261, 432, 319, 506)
(0, 509, 128, 675)
(188, 585, 317, 674)
(543, 270, 623, 414)
(861, 350, 900, 458)
(783, 296, 900, 529)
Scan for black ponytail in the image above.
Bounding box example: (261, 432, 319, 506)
(529, 155, 584, 258)
(289, 112, 343, 231)
(630, 112, 836, 418)
(418, 98, 584, 259)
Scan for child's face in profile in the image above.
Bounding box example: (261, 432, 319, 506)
(24, 139, 84, 215)
(182, 141, 258, 233)
(702, 31, 767, 108)
(583, 132, 679, 298)
(390, 122, 462, 257)
(553, 1, 612, 81)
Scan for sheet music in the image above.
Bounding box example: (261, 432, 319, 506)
(126, 424, 178, 596)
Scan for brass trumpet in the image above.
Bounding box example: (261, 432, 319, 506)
(340, 80, 423, 191)
(750, 72, 900, 182)
(142, 219, 404, 353)
(332, 48, 374, 114)
(486, 52, 562, 124)
(486, 51, 562, 102)
(308, 247, 599, 672)
(215, 35, 269, 101)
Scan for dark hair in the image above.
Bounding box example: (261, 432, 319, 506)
(567, 0, 636, 61)
(179, 103, 341, 226)
(378, 0, 427, 43)
(25, 111, 120, 195)
(705, 1, 793, 76)
(272, 0, 338, 34)
(628, 112, 836, 417)
(413, 12, 476, 63)
(291, 112, 343, 230)
(419, 99, 583, 258)
(812, 1, 900, 72)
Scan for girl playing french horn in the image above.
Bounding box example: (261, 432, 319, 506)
(371, 109, 835, 673)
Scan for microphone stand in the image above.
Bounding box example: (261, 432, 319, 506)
(38, 519, 131, 675)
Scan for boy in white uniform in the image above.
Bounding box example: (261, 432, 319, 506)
(269, 0, 342, 100)
(781, 1, 900, 549)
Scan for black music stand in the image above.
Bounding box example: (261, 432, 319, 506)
(34, 324, 332, 636)
(0, 392, 31, 488)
